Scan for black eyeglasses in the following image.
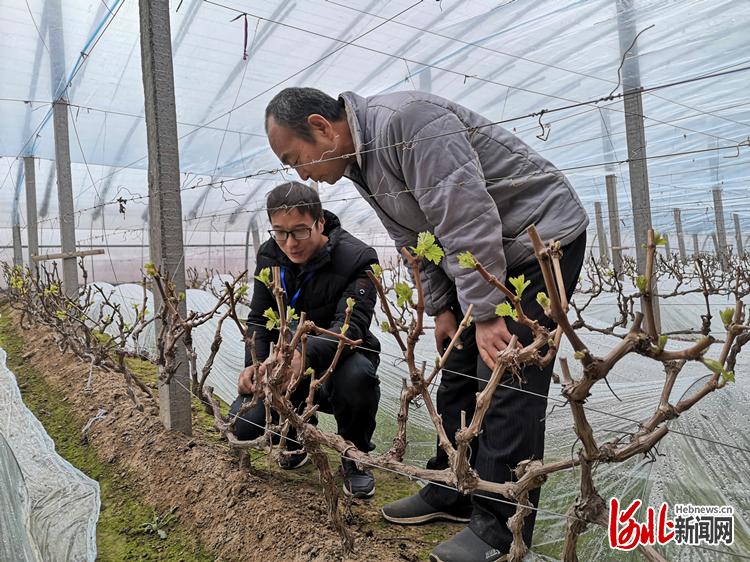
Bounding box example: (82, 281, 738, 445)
(268, 219, 318, 241)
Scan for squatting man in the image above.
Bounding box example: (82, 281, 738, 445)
(264, 87, 588, 562)
(232, 181, 382, 499)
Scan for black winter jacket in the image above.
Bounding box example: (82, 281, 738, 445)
(245, 210, 381, 373)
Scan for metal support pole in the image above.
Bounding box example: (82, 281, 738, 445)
(712, 188, 729, 267)
(52, 99, 79, 297)
(139, 0, 191, 435)
(664, 235, 671, 258)
(673, 208, 686, 261)
(594, 201, 609, 265)
(24, 157, 39, 276)
(712, 233, 720, 257)
(605, 175, 623, 276)
(616, 0, 659, 332)
(734, 213, 744, 256)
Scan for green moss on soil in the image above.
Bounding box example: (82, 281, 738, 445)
(0, 307, 216, 562)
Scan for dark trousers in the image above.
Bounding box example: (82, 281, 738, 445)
(229, 351, 381, 453)
(420, 232, 587, 550)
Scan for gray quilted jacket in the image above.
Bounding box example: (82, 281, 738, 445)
(340, 90, 589, 322)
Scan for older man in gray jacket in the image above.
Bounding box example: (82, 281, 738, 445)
(265, 87, 589, 562)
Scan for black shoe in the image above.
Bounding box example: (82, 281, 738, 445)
(381, 493, 471, 525)
(429, 528, 508, 562)
(278, 449, 309, 470)
(341, 458, 375, 498)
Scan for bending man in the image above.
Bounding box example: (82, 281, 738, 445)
(264, 88, 588, 561)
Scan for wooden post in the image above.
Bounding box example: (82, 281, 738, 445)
(52, 99, 80, 297)
(673, 208, 686, 261)
(12, 224, 23, 268)
(605, 175, 623, 276)
(664, 235, 671, 258)
(712, 188, 729, 267)
(24, 157, 39, 276)
(594, 201, 609, 265)
(419, 67, 432, 92)
(692, 233, 700, 256)
(616, 0, 659, 333)
(734, 213, 744, 256)
(139, 0, 191, 435)
(244, 214, 261, 275)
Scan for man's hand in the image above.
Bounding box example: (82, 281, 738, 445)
(475, 316, 514, 369)
(237, 365, 257, 395)
(237, 364, 268, 396)
(434, 309, 459, 353)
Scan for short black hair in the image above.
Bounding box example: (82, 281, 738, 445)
(265, 87, 345, 142)
(266, 181, 323, 222)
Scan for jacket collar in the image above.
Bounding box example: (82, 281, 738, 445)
(262, 209, 343, 274)
(339, 91, 367, 170)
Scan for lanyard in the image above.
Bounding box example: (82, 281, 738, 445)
(280, 268, 314, 309)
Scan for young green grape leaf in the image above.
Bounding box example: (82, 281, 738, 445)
(495, 301, 518, 321)
(657, 334, 668, 351)
(340, 324, 349, 336)
(702, 358, 724, 375)
(536, 292, 550, 310)
(509, 274, 531, 299)
(457, 251, 477, 270)
(263, 308, 279, 330)
(346, 297, 356, 310)
(144, 263, 157, 277)
(395, 282, 413, 308)
(720, 307, 734, 328)
(635, 275, 648, 293)
(370, 263, 383, 277)
(411, 232, 445, 265)
(286, 306, 299, 322)
(254, 267, 272, 287)
(380, 321, 391, 333)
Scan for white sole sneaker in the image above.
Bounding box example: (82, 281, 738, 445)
(381, 509, 470, 525)
(342, 481, 376, 499)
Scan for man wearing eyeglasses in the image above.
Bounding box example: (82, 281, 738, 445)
(264, 88, 588, 562)
(230, 181, 382, 499)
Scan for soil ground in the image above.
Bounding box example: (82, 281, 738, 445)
(0, 305, 461, 561)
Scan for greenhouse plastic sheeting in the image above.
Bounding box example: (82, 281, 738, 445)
(0, 347, 100, 562)
(0, 432, 38, 562)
